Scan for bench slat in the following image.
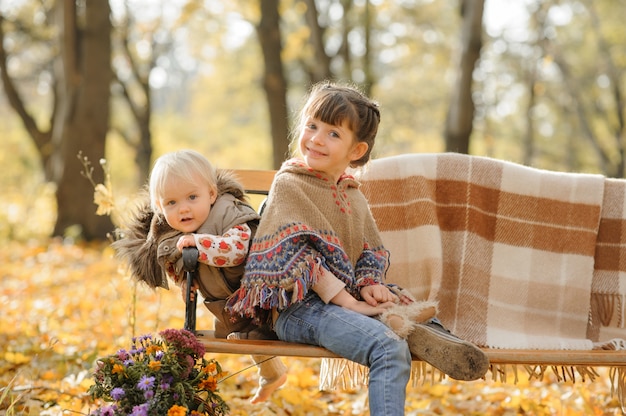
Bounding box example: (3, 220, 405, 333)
(196, 330, 626, 366)
(231, 169, 277, 195)
(196, 331, 339, 358)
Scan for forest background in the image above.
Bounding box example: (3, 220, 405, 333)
(1, 0, 625, 414)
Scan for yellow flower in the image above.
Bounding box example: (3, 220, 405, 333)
(198, 376, 218, 392)
(93, 183, 115, 216)
(202, 362, 217, 374)
(167, 405, 188, 416)
(146, 345, 163, 355)
(148, 360, 162, 371)
(111, 363, 124, 375)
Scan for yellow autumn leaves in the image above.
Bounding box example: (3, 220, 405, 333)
(1, 240, 624, 415)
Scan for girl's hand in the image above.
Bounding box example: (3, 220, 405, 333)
(360, 284, 398, 307)
(330, 288, 395, 316)
(348, 300, 396, 316)
(176, 235, 196, 252)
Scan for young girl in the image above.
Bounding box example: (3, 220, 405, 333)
(113, 149, 286, 404)
(228, 82, 488, 415)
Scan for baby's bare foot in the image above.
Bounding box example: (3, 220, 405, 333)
(250, 373, 287, 404)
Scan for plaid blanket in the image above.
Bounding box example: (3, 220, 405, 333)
(358, 153, 626, 350)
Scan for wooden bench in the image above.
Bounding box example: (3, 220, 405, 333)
(183, 169, 626, 374)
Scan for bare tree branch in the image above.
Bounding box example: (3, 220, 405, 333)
(0, 13, 53, 175)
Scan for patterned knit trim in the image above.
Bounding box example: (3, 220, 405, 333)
(228, 225, 353, 315)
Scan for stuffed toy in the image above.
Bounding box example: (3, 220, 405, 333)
(379, 292, 438, 338)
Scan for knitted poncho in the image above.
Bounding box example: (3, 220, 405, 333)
(227, 159, 389, 320)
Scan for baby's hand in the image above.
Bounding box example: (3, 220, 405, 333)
(176, 235, 196, 252)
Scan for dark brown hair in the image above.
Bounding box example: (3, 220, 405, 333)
(295, 81, 381, 167)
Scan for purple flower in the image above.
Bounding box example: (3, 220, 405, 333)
(103, 406, 117, 416)
(130, 403, 149, 416)
(116, 349, 130, 361)
(137, 375, 155, 391)
(90, 405, 117, 416)
(110, 387, 125, 400)
(144, 389, 154, 400)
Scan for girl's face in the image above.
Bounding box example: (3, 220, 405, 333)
(158, 173, 217, 233)
(298, 116, 368, 182)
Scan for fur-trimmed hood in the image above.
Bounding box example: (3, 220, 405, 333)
(111, 169, 257, 289)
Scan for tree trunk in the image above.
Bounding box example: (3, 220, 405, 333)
(0, 14, 55, 181)
(257, 0, 290, 169)
(114, 6, 156, 186)
(522, 2, 551, 167)
(362, 0, 374, 95)
(304, 0, 333, 83)
(444, 0, 484, 154)
(52, 0, 113, 239)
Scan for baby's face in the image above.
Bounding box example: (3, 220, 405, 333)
(159, 174, 216, 233)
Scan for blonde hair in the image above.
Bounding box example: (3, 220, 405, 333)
(149, 149, 217, 213)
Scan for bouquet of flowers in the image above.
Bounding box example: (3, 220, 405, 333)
(89, 328, 229, 416)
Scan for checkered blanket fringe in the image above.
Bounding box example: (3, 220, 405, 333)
(319, 360, 616, 390)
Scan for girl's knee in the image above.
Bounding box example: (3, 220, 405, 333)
(379, 328, 412, 362)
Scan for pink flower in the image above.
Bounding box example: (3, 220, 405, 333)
(159, 328, 205, 358)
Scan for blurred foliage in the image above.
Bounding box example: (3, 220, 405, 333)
(1, 0, 625, 231)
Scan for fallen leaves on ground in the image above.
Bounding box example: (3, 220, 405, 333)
(0, 240, 623, 415)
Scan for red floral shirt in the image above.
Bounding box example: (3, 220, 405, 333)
(164, 223, 252, 283)
(193, 223, 252, 267)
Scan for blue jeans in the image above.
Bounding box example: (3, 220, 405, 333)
(275, 293, 411, 416)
